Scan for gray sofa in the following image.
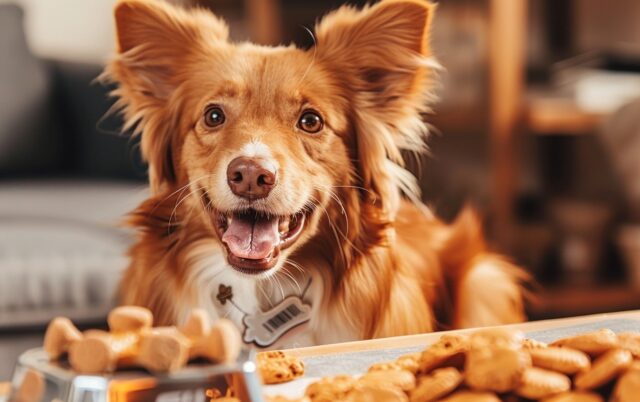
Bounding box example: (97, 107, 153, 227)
(0, 3, 146, 377)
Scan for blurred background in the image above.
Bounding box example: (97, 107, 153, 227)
(0, 0, 639, 378)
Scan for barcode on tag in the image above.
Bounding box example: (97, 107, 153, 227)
(243, 295, 312, 347)
(263, 303, 302, 333)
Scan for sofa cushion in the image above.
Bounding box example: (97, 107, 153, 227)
(0, 180, 147, 328)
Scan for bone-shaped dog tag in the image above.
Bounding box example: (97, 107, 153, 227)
(243, 296, 311, 347)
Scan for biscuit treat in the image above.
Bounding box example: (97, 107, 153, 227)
(529, 346, 591, 374)
(265, 396, 311, 402)
(360, 369, 416, 392)
(574, 348, 632, 390)
(410, 367, 462, 402)
(395, 352, 421, 374)
(306, 375, 357, 401)
(345, 382, 408, 402)
(551, 329, 618, 356)
(515, 367, 571, 399)
(418, 333, 469, 374)
(616, 332, 640, 358)
(611, 364, 640, 402)
(438, 391, 501, 402)
(465, 329, 531, 393)
(542, 391, 604, 402)
(368, 361, 402, 372)
(523, 338, 549, 349)
(258, 351, 305, 384)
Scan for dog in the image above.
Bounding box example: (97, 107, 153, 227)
(105, 0, 526, 348)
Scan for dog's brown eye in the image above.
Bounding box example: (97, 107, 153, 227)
(204, 106, 225, 128)
(298, 110, 323, 134)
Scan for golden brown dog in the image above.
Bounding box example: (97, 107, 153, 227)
(106, 0, 525, 348)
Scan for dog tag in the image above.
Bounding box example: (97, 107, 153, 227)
(243, 296, 311, 347)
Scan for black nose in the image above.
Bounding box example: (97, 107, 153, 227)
(226, 157, 277, 200)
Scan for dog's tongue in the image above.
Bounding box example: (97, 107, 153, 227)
(222, 214, 280, 260)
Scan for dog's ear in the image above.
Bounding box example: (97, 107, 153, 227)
(106, 0, 228, 192)
(315, 0, 437, 213)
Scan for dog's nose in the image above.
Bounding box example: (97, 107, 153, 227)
(226, 157, 277, 200)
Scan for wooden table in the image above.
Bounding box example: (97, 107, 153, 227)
(2, 310, 640, 398)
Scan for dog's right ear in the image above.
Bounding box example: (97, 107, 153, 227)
(113, 0, 228, 98)
(107, 0, 228, 192)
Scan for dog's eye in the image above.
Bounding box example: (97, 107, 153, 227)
(204, 106, 225, 128)
(298, 110, 323, 134)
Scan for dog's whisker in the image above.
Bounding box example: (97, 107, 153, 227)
(166, 174, 215, 230)
(279, 265, 302, 294)
(308, 195, 348, 268)
(315, 184, 350, 237)
(257, 281, 275, 308)
(169, 184, 204, 230)
(310, 193, 366, 261)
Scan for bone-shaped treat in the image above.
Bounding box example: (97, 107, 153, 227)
(180, 309, 242, 364)
(68, 327, 190, 373)
(43, 306, 242, 374)
(43, 317, 83, 359)
(108, 305, 153, 332)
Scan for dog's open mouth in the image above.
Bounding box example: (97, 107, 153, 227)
(212, 208, 307, 274)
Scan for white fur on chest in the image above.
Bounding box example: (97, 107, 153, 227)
(177, 242, 358, 348)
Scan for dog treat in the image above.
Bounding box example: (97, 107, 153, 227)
(574, 348, 632, 390)
(69, 325, 190, 373)
(515, 367, 571, 399)
(551, 329, 618, 356)
(306, 375, 357, 401)
(258, 350, 305, 384)
(465, 329, 531, 393)
(524, 338, 549, 349)
(529, 346, 591, 374)
(437, 391, 501, 402)
(108, 305, 154, 332)
(359, 369, 416, 392)
(611, 366, 640, 402)
(616, 331, 640, 358)
(418, 333, 468, 374)
(43, 317, 83, 359)
(368, 361, 402, 372)
(395, 352, 421, 374)
(345, 382, 408, 402)
(12, 369, 45, 402)
(409, 367, 462, 402)
(542, 392, 604, 402)
(266, 397, 311, 402)
(43, 306, 242, 374)
(180, 311, 242, 364)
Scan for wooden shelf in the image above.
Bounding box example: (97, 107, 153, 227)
(526, 94, 608, 135)
(529, 284, 640, 319)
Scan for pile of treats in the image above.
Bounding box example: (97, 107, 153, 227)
(44, 306, 241, 373)
(270, 328, 640, 402)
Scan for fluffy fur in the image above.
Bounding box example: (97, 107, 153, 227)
(105, 0, 526, 346)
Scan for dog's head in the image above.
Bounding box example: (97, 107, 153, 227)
(107, 0, 436, 277)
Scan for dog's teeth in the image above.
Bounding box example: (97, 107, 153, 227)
(227, 216, 233, 224)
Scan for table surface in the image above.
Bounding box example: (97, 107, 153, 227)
(3, 310, 640, 398)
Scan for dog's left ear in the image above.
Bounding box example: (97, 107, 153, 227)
(315, 0, 436, 211)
